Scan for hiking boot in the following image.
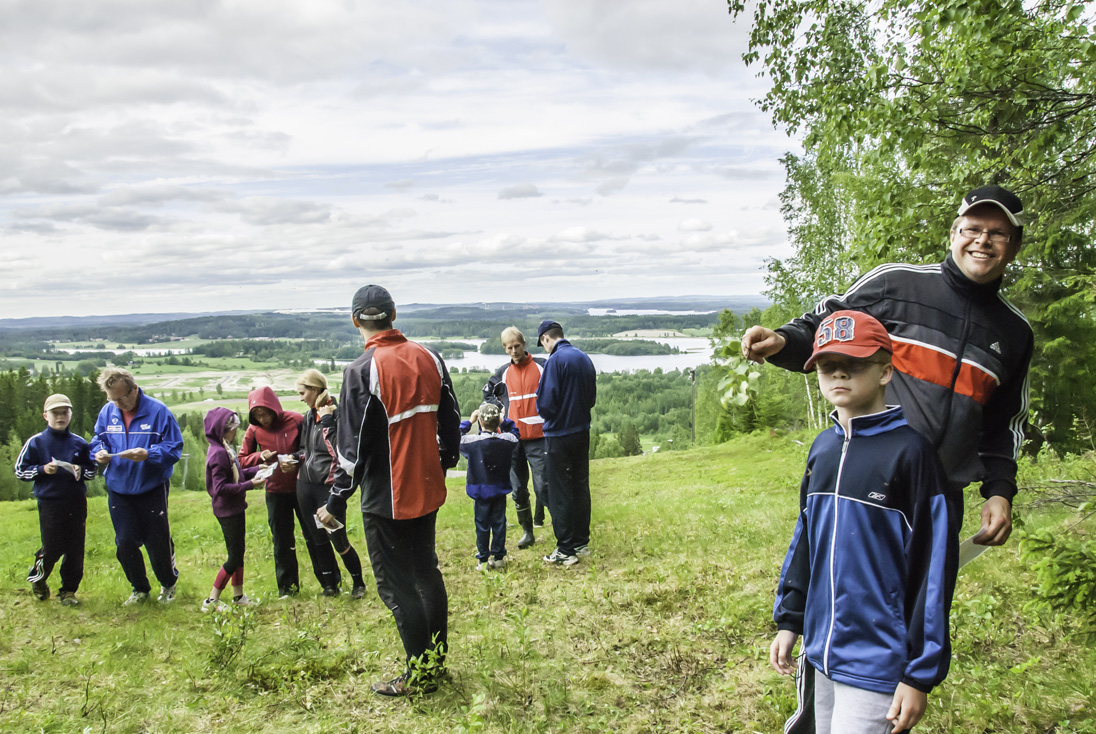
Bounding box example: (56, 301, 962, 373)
(321, 586, 340, 598)
(488, 556, 507, 570)
(350, 585, 367, 600)
(59, 591, 79, 607)
(31, 578, 50, 601)
(370, 672, 439, 697)
(158, 584, 177, 604)
(123, 591, 151, 606)
(202, 597, 228, 613)
(574, 544, 591, 557)
(516, 505, 535, 549)
(543, 549, 578, 566)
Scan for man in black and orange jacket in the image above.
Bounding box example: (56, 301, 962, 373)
(320, 284, 460, 697)
(483, 325, 548, 547)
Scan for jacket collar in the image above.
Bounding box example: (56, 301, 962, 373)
(942, 253, 1003, 303)
(365, 328, 407, 350)
(830, 405, 907, 438)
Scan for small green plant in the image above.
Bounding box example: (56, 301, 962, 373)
(208, 605, 256, 670)
(1019, 526, 1096, 634)
(715, 338, 761, 408)
(454, 692, 488, 733)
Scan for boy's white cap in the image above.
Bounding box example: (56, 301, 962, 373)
(44, 394, 72, 411)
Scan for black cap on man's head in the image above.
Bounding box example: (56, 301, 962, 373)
(958, 185, 1025, 228)
(351, 284, 396, 322)
(537, 319, 562, 346)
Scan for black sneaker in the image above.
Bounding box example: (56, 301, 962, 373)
(350, 584, 367, 600)
(321, 586, 340, 598)
(59, 591, 79, 607)
(370, 672, 439, 697)
(31, 579, 50, 601)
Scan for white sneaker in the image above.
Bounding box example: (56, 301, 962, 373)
(233, 594, 253, 606)
(158, 584, 177, 604)
(543, 549, 578, 566)
(574, 545, 591, 557)
(487, 557, 507, 569)
(202, 597, 228, 613)
(123, 591, 150, 606)
(475, 561, 487, 571)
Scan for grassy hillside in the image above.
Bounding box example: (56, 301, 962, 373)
(0, 434, 1093, 733)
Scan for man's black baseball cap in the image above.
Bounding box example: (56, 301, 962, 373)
(958, 185, 1025, 228)
(537, 319, 562, 345)
(351, 284, 395, 322)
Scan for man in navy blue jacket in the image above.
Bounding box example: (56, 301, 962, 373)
(90, 368, 183, 606)
(535, 320, 596, 566)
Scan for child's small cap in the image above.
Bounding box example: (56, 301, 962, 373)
(804, 310, 892, 371)
(44, 394, 73, 411)
(477, 402, 502, 421)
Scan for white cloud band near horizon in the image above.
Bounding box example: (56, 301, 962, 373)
(0, 0, 797, 319)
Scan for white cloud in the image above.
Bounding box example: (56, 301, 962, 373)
(498, 183, 544, 200)
(678, 219, 713, 232)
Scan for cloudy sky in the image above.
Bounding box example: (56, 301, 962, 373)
(1, 0, 795, 319)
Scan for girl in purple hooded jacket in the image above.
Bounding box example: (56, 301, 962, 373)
(202, 407, 266, 612)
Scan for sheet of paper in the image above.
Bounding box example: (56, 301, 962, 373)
(50, 458, 81, 480)
(315, 514, 344, 533)
(958, 535, 990, 568)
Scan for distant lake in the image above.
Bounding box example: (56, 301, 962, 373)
(433, 337, 714, 374)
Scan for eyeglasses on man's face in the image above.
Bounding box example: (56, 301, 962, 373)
(956, 226, 1013, 246)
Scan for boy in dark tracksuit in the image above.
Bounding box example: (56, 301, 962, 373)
(15, 394, 97, 606)
(771, 311, 957, 734)
(460, 403, 519, 570)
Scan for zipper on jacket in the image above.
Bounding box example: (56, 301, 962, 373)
(935, 296, 972, 452)
(823, 425, 852, 676)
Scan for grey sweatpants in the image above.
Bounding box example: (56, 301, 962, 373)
(813, 668, 897, 734)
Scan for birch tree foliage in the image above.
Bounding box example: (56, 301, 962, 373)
(728, 0, 1096, 450)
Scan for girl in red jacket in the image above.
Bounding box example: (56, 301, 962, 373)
(239, 387, 337, 598)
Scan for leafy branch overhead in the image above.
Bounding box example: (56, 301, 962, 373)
(727, 0, 1096, 453)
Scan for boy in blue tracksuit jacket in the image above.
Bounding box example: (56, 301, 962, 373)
(90, 368, 184, 605)
(15, 394, 98, 606)
(771, 311, 957, 734)
(460, 403, 519, 570)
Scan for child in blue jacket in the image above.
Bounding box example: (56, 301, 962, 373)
(771, 311, 957, 734)
(15, 394, 97, 606)
(460, 403, 519, 570)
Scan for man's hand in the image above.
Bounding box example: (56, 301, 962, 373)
(118, 448, 148, 462)
(974, 496, 1012, 546)
(470, 409, 480, 424)
(316, 506, 338, 529)
(741, 326, 786, 364)
(769, 630, 799, 676)
(886, 682, 927, 733)
(95, 449, 112, 465)
(260, 449, 277, 462)
(43, 461, 57, 475)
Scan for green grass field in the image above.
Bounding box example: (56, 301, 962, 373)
(1, 434, 1093, 733)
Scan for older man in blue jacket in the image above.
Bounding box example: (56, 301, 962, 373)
(91, 367, 183, 606)
(535, 320, 596, 566)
